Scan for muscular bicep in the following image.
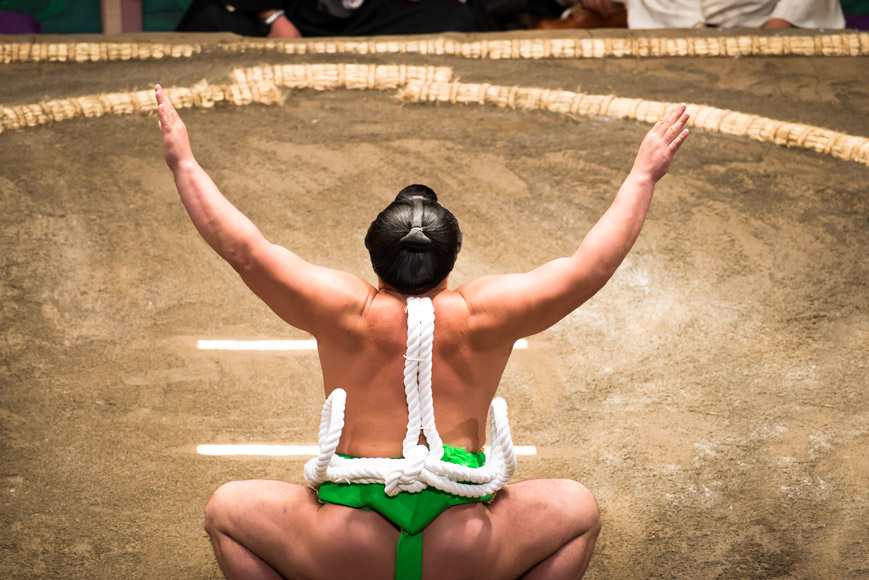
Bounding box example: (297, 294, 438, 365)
(234, 240, 375, 337)
(457, 254, 609, 345)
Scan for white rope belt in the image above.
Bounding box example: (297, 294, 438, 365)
(304, 297, 516, 497)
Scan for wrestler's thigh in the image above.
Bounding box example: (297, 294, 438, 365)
(422, 479, 598, 580)
(205, 479, 398, 580)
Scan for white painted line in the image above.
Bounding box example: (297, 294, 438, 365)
(197, 338, 529, 351)
(510, 445, 536, 455)
(197, 444, 537, 457)
(197, 444, 321, 456)
(197, 340, 318, 351)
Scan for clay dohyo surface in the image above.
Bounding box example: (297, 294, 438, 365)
(1, 30, 867, 579)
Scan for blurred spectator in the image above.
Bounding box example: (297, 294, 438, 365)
(624, 0, 846, 29)
(841, 0, 869, 29)
(0, 10, 43, 34)
(176, 0, 497, 37)
(536, 0, 627, 28)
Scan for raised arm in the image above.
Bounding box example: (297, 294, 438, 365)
(457, 103, 690, 344)
(155, 85, 373, 336)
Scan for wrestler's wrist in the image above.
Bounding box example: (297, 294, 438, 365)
(627, 167, 658, 187)
(171, 157, 198, 175)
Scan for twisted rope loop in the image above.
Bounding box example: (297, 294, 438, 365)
(304, 297, 516, 497)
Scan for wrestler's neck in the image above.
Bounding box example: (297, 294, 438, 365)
(377, 276, 449, 298)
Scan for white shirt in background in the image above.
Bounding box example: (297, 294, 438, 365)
(625, 0, 846, 29)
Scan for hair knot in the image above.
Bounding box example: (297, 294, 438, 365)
(399, 197, 432, 252)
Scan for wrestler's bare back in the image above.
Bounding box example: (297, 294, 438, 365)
(319, 283, 511, 459)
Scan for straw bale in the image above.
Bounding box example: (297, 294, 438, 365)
(398, 79, 869, 166)
(854, 141, 869, 165)
(720, 36, 743, 56)
(75, 96, 102, 119)
(664, 37, 688, 57)
(0, 79, 279, 133)
(784, 36, 802, 55)
(226, 83, 254, 106)
(558, 38, 580, 58)
(743, 116, 770, 141)
(3, 33, 869, 64)
(770, 123, 797, 147)
(758, 36, 782, 55)
(483, 40, 505, 59)
(1, 107, 17, 132)
(691, 106, 727, 132)
(43, 99, 77, 122)
(692, 37, 716, 57)
(2, 50, 867, 167)
(801, 131, 832, 154)
(434, 39, 450, 55)
(824, 135, 852, 160)
(21, 104, 46, 126)
(505, 39, 523, 59)
(229, 63, 451, 92)
(541, 90, 579, 114)
(14, 42, 29, 62)
(46, 43, 67, 62)
(607, 38, 628, 57)
(635, 100, 669, 124)
(605, 97, 641, 119)
(718, 111, 754, 137)
(515, 39, 540, 59)
(508, 87, 538, 110)
(132, 90, 158, 111)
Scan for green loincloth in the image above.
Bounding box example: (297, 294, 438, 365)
(318, 444, 492, 580)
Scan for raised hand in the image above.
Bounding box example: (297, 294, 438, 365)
(155, 84, 194, 173)
(631, 103, 690, 184)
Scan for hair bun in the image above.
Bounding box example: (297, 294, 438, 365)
(399, 227, 432, 251)
(396, 184, 437, 203)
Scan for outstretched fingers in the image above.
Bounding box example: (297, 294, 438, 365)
(633, 102, 691, 182)
(656, 103, 685, 132)
(669, 125, 690, 152)
(659, 103, 690, 150)
(154, 84, 181, 133)
(155, 84, 193, 171)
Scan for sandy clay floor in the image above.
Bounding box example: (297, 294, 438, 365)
(1, 29, 867, 579)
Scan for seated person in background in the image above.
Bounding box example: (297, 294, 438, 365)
(176, 0, 496, 38)
(623, 0, 846, 29)
(535, 0, 628, 29)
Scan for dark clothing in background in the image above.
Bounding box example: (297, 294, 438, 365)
(176, 0, 497, 37)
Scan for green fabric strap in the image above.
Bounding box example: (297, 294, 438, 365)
(396, 530, 422, 580)
(317, 445, 492, 580)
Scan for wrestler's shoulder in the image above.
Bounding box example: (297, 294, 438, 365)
(432, 290, 474, 321)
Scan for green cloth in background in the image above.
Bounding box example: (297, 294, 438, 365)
(143, 0, 192, 31)
(0, 0, 191, 33)
(841, 0, 869, 15)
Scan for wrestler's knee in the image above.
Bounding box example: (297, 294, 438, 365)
(553, 479, 600, 537)
(204, 480, 244, 536)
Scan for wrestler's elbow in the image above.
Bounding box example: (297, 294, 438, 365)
(221, 233, 265, 273)
(224, 247, 255, 274)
